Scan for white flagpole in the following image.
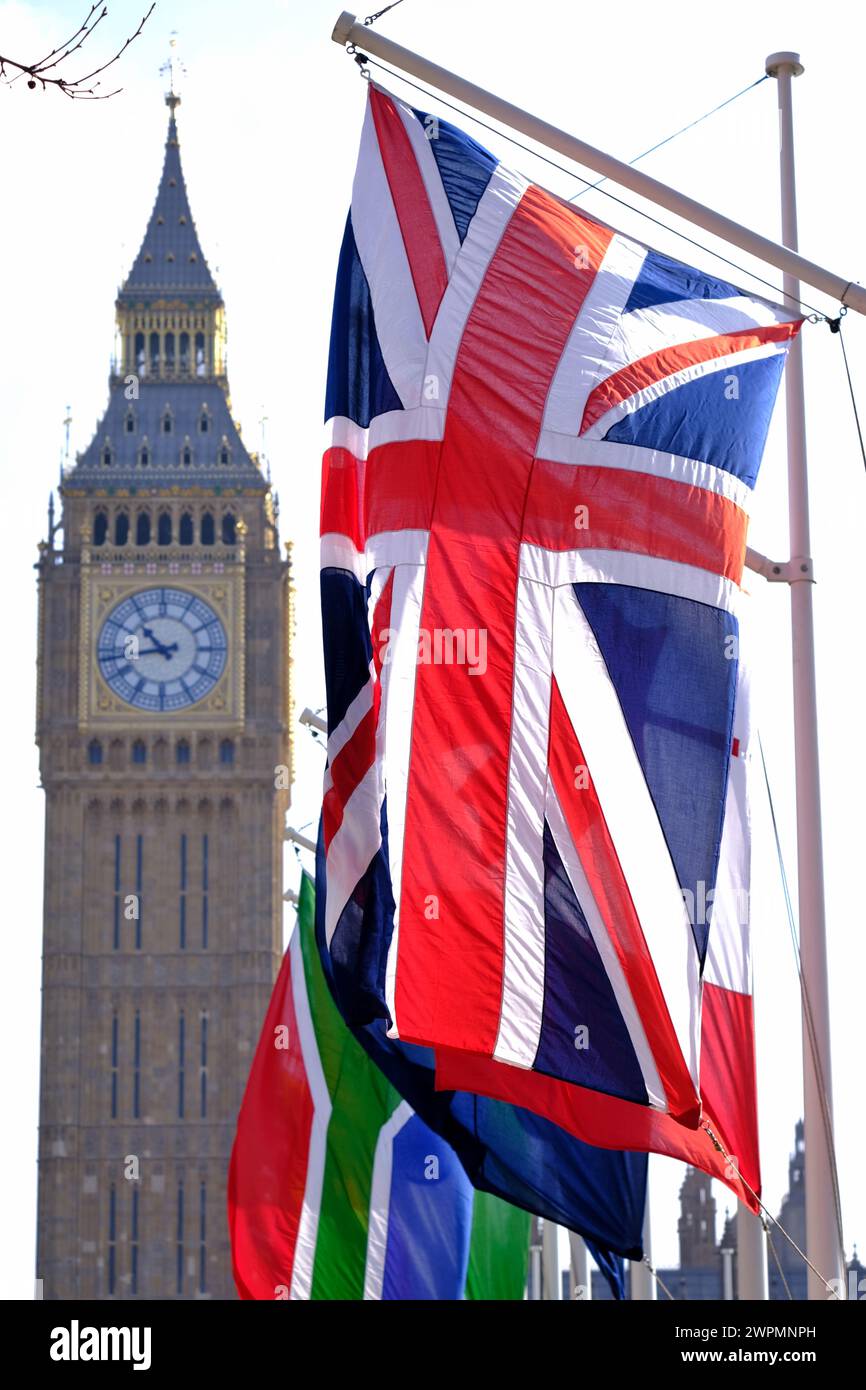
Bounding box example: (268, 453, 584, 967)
(528, 1243, 541, 1301)
(764, 50, 844, 1301)
(541, 1219, 560, 1299)
(331, 13, 866, 316)
(629, 1187, 656, 1300)
(737, 1204, 768, 1299)
(567, 1232, 592, 1300)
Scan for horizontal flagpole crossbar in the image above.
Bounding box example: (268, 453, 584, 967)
(331, 13, 866, 317)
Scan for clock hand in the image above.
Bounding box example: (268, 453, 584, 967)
(137, 644, 179, 659)
(141, 626, 179, 658)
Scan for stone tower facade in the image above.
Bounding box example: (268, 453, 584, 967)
(677, 1166, 719, 1269)
(35, 88, 293, 1300)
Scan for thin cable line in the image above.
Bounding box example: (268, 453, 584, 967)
(758, 734, 847, 1267)
(704, 1124, 839, 1298)
(644, 1257, 676, 1300)
(833, 320, 866, 471)
(766, 1225, 795, 1300)
(364, 1, 406, 23)
(569, 75, 769, 202)
(359, 55, 827, 319)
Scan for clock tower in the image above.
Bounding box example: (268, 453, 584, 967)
(35, 83, 293, 1300)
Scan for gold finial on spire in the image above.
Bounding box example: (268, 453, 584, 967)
(160, 31, 184, 111)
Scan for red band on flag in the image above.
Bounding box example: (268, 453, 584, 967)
(323, 573, 393, 851)
(369, 87, 449, 338)
(700, 981, 760, 1199)
(366, 440, 440, 538)
(548, 677, 698, 1121)
(525, 458, 748, 583)
(321, 446, 365, 548)
(434, 1043, 759, 1211)
(227, 949, 315, 1298)
(322, 703, 378, 851)
(580, 323, 801, 435)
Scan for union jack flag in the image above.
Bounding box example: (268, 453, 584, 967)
(319, 83, 800, 1140)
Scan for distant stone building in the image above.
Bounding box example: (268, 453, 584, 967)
(768, 1118, 807, 1299)
(35, 79, 293, 1299)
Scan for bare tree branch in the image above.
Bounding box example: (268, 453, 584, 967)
(0, 3, 155, 101)
(31, 4, 107, 75)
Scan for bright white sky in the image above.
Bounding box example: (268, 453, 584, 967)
(1, 0, 863, 1296)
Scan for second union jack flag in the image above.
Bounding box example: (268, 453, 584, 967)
(319, 83, 800, 1129)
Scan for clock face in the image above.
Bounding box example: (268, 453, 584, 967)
(97, 587, 228, 712)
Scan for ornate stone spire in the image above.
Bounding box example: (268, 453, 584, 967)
(65, 61, 264, 492)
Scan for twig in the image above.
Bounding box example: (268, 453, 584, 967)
(0, 2, 155, 101)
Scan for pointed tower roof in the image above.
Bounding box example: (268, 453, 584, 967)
(121, 104, 220, 301)
(66, 72, 265, 494)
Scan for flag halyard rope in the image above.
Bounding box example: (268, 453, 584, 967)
(766, 1223, 796, 1301)
(643, 1256, 676, 1301)
(758, 735, 847, 1274)
(702, 1122, 841, 1298)
(826, 307, 866, 472)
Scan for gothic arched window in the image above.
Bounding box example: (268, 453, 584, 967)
(176, 739, 191, 766)
(181, 441, 193, 467)
(114, 512, 129, 546)
(135, 332, 145, 375)
(125, 408, 135, 434)
(88, 739, 103, 766)
(221, 513, 236, 545)
(219, 739, 235, 766)
(179, 512, 194, 546)
(101, 443, 113, 467)
(157, 512, 172, 546)
(218, 439, 231, 466)
(199, 408, 210, 434)
(179, 331, 190, 373)
(164, 332, 175, 373)
(136, 511, 151, 546)
(200, 512, 215, 546)
(139, 441, 150, 467)
(93, 511, 109, 546)
(149, 331, 160, 375)
(195, 332, 206, 377)
(132, 740, 147, 765)
(162, 407, 173, 435)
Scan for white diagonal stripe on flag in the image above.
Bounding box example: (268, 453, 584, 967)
(324, 761, 383, 946)
(705, 622, 753, 996)
(352, 98, 428, 408)
(288, 929, 332, 1300)
(534, 433, 754, 513)
(362, 1099, 414, 1300)
(582, 340, 788, 442)
(552, 585, 701, 1096)
(520, 543, 745, 616)
(327, 668, 375, 766)
(541, 231, 647, 439)
(424, 163, 527, 411)
(493, 575, 554, 1068)
(380, 563, 426, 1034)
